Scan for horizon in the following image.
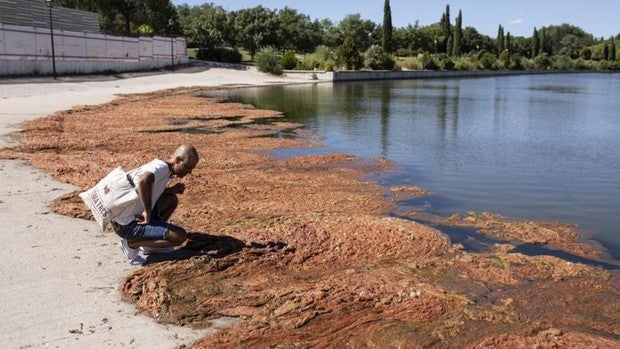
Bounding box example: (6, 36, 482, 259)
(172, 0, 619, 39)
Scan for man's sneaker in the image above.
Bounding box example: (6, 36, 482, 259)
(139, 246, 175, 255)
(118, 239, 143, 265)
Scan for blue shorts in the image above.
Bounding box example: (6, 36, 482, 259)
(116, 220, 168, 242)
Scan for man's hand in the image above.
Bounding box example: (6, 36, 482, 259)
(136, 211, 151, 225)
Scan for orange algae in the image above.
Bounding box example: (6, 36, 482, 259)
(3, 87, 618, 348)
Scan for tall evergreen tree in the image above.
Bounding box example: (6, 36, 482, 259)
(603, 44, 610, 60)
(496, 24, 505, 56)
(540, 28, 547, 55)
(611, 38, 617, 61)
(382, 0, 393, 53)
(452, 10, 462, 56)
(506, 32, 511, 54)
(441, 5, 451, 54)
(532, 27, 540, 57)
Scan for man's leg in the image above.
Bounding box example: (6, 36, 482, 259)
(128, 223, 187, 248)
(155, 192, 178, 222)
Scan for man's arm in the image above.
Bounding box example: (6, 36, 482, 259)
(136, 171, 155, 224)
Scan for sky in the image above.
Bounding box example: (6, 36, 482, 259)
(171, 0, 619, 39)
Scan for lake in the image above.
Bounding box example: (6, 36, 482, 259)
(219, 73, 620, 259)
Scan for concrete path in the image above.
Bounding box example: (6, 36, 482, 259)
(0, 67, 325, 348)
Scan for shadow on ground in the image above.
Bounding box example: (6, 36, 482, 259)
(143, 232, 245, 265)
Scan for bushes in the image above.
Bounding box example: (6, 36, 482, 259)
(196, 47, 242, 63)
(280, 50, 298, 70)
(420, 53, 438, 70)
(364, 45, 395, 70)
(255, 47, 282, 75)
(434, 54, 455, 70)
(534, 53, 552, 69)
(335, 37, 363, 70)
(477, 52, 497, 70)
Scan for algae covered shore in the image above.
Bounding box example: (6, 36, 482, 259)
(3, 86, 618, 348)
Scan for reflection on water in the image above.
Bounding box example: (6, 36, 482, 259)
(220, 74, 620, 258)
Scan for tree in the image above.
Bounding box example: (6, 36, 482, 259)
(611, 38, 617, 61)
(559, 34, 580, 58)
(177, 3, 231, 48)
(364, 45, 395, 70)
(532, 27, 540, 57)
(440, 5, 451, 54)
(232, 6, 278, 59)
(505, 32, 511, 54)
(335, 36, 363, 70)
(462, 26, 493, 53)
(603, 44, 610, 61)
(540, 28, 548, 55)
(382, 0, 394, 53)
(276, 7, 322, 53)
(452, 10, 462, 56)
(337, 14, 377, 52)
(496, 24, 505, 56)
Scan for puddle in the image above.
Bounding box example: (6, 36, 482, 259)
(394, 214, 620, 270)
(142, 127, 221, 135)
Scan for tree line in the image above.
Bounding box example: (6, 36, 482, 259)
(57, 0, 619, 70)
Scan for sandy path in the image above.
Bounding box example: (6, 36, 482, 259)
(0, 67, 326, 348)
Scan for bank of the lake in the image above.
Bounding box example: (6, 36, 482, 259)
(222, 73, 620, 260)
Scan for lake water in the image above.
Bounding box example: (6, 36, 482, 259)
(219, 73, 620, 259)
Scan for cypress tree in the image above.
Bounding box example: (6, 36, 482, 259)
(532, 27, 539, 57)
(453, 10, 462, 56)
(382, 0, 393, 53)
(496, 25, 505, 56)
(540, 28, 547, 55)
(603, 44, 610, 61)
(442, 5, 451, 54)
(506, 32, 511, 54)
(611, 38, 617, 61)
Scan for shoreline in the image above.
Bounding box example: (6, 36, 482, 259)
(0, 67, 326, 349)
(2, 68, 613, 347)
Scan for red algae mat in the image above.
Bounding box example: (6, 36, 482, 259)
(2, 87, 618, 348)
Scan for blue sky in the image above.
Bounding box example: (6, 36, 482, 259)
(171, 0, 619, 39)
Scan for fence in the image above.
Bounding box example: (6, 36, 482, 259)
(0, 0, 100, 33)
(0, 23, 188, 76)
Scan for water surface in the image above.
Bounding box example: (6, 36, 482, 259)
(218, 73, 620, 258)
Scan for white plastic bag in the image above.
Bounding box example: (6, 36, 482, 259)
(79, 167, 138, 231)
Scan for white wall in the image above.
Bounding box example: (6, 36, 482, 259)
(0, 23, 188, 76)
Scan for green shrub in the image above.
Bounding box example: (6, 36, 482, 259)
(255, 47, 282, 75)
(478, 52, 496, 70)
(420, 53, 438, 70)
(573, 58, 590, 70)
(534, 53, 552, 69)
(364, 45, 395, 70)
(335, 37, 363, 70)
(398, 57, 422, 70)
(454, 58, 472, 71)
(580, 47, 592, 60)
(280, 50, 298, 70)
(434, 54, 455, 70)
(552, 55, 573, 70)
(302, 45, 336, 71)
(196, 47, 242, 63)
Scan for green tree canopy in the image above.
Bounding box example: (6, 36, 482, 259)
(276, 7, 322, 53)
(232, 6, 278, 59)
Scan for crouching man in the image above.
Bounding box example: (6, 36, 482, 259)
(113, 144, 199, 264)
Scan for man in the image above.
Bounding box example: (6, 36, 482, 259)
(113, 144, 199, 265)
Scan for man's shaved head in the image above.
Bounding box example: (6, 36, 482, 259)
(174, 144, 199, 166)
